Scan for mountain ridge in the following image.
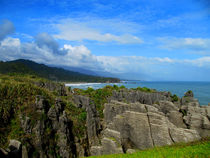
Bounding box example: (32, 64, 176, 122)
(0, 59, 120, 83)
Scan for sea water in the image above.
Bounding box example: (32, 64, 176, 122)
(65, 81, 210, 105)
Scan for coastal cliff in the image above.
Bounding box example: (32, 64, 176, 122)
(0, 75, 209, 157)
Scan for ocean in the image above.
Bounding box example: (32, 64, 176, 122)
(65, 81, 210, 105)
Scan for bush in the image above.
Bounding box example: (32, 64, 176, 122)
(171, 94, 179, 102)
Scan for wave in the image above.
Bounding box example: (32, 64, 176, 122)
(65, 83, 103, 87)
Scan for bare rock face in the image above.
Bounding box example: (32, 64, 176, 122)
(91, 100, 202, 156)
(2, 88, 208, 158)
(181, 104, 210, 137)
(0, 140, 22, 158)
(35, 81, 67, 96)
(74, 95, 101, 146)
(110, 89, 171, 105)
(20, 96, 77, 158)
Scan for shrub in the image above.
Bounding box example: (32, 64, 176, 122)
(171, 94, 179, 102)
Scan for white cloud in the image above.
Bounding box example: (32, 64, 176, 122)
(52, 18, 143, 44)
(184, 56, 210, 67)
(159, 37, 210, 52)
(1, 37, 20, 47)
(1, 36, 210, 81)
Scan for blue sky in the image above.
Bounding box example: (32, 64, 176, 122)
(0, 0, 210, 81)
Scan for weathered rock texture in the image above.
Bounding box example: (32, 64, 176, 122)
(90, 90, 210, 156)
(19, 96, 77, 158)
(73, 95, 101, 146)
(110, 89, 171, 104)
(1, 88, 210, 158)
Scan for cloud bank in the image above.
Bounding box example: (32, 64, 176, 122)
(159, 37, 210, 55)
(1, 34, 210, 81)
(0, 20, 15, 41)
(52, 18, 143, 44)
(0, 20, 210, 81)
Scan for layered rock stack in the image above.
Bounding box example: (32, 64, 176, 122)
(90, 90, 210, 155)
(1, 88, 209, 157)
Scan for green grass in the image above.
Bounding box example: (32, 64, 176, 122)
(88, 138, 210, 158)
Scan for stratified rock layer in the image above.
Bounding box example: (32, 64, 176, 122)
(91, 91, 210, 156)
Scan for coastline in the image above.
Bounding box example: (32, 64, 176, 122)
(64, 81, 210, 105)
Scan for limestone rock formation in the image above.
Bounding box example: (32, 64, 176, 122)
(20, 96, 77, 158)
(110, 89, 171, 104)
(91, 91, 209, 156)
(1, 84, 209, 158)
(0, 140, 22, 158)
(74, 95, 101, 146)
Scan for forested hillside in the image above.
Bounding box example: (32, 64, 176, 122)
(0, 59, 120, 83)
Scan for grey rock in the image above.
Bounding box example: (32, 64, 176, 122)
(75, 142, 85, 158)
(35, 81, 66, 96)
(8, 140, 22, 158)
(35, 95, 49, 112)
(126, 149, 136, 154)
(181, 97, 199, 106)
(93, 100, 202, 156)
(90, 146, 103, 156)
(184, 90, 194, 97)
(110, 89, 170, 105)
(104, 101, 146, 124)
(169, 128, 200, 143)
(20, 116, 32, 133)
(73, 95, 90, 108)
(101, 137, 123, 155)
(86, 100, 101, 146)
(158, 101, 178, 114)
(147, 112, 173, 146)
(166, 111, 187, 128)
(22, 146, 28, 158)
(181, 105, 210, 137)
(9, 140, 22, 152)
(74, 95, 101, 146)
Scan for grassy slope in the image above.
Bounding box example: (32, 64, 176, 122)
(88, 138, 210, 158)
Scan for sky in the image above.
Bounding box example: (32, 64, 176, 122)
(0, 0, 210, 81)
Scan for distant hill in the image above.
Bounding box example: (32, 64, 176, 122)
(61, 65, 99, 76)
(0, 59, 120, 83)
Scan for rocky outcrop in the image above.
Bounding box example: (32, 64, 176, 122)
(0, 140, 23, 158)
(73, 90, 209, 156)
(110, 89, 171, 104)
(1, 86, 209, 158)
(35, 81, 67, 96)
(91, 96, 208, 156)
(20, 96, 77, 158)
(73, 95, 101, 146)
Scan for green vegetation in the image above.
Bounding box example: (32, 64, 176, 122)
(132, 86, 156, 93)
(65, 101, 87, 138)
(0, 59, 120, 83)
(184, 90, 193, 97)
(73, 85, 158, 118)
(88, 138, 210, 158)
(171, 94, 179, 102)
(73, 85, 122, 118)
(0, 73, 88, 146)
(0, 74, 55, 146)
